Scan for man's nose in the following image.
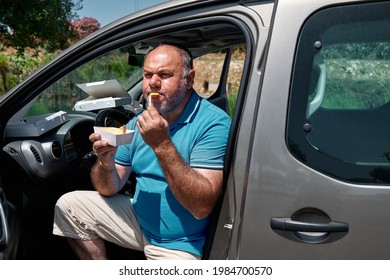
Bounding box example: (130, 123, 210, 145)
(149, 74, 161, 87)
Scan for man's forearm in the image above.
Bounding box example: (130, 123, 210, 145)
(154, 141, 221, 219)
(91, 160, 120, 196)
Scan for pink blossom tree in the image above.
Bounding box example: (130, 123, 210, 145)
(69, 17, 100, 40)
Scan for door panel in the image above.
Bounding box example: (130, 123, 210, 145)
(0, 188, 9, 259)
(238, 0, 390, 259)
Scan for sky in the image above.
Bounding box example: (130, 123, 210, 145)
(76, 0, 169, 27)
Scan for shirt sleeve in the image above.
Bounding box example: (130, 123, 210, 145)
(190, 114, 231, 170)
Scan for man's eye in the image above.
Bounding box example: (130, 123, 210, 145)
(160, 73, 171, 79)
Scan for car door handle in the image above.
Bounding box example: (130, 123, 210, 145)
(270, 218, 348, 232)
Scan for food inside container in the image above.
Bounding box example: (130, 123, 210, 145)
(93, 125, 135, 146)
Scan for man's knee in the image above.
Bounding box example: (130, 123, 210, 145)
(54, 191, 93, 223)
(53, 191, 97, 239)
(55, 191, 98, 212)
(55, 191, 78, 214)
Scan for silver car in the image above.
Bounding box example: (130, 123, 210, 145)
(1, 0, 390, 259)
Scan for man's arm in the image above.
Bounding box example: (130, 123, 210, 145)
(89, 133, 132, 196)
(154, 141, 223, 219)
(137, 106, 224, 219)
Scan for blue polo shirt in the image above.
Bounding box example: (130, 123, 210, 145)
(115, 92, 231, 257)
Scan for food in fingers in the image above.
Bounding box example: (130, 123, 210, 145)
(148, 92, 160, 107)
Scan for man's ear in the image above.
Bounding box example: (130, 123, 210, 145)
(187, 69, 195, 89)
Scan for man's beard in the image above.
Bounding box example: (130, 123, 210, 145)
(156, 80, 189, 114)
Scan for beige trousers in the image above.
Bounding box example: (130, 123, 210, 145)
(53, 190, 200, 260)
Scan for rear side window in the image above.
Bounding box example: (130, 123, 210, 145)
(193, 46, 245, 116)
(287, 2, 390, 184)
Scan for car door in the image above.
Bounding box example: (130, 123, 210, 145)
(225, 0, 390, 259)
(0, 0, 266, 259)
(0, 187, 9, 259)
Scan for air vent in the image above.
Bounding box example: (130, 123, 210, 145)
(30, 145, 42, 163)
(51, 141, 63, 159)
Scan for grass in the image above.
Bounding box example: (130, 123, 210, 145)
(321, 59, 390, 110)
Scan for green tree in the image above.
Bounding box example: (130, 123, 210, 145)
(0, 0, 83, 54)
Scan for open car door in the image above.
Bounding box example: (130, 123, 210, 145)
(0, 188, 9, 259)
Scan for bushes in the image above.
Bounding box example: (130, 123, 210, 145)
(69, 17, 100, 42)
(0, 49, 57, 95)
(0, 54, 8, 91)
(0, 15, 101, 96)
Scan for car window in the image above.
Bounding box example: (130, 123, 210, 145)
(26, 46, 143, 116)
(194, 46, 244, 116)
(25, 44, 244, 118)
(288, 2, 390, 184)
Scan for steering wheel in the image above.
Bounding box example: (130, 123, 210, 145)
(94, 108, 134, 127)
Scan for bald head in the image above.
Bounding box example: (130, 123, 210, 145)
(142, 43, 195, 119)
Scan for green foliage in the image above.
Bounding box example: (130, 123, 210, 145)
(0, 54, 8, 91)
(0, 0, 83, 54)
(318, 42, 390, 110)
(322, 42, 390, 60)
(0, 54, 6, 67)
(322, 77, 390, 109)
(0, 50, 57, 94)
(228, 92, 237, 118)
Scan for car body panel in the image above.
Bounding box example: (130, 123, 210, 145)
(229, 0, 390, 259)
(1, 0, 390, 260)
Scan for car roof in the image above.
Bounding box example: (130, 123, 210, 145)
(96, 0, 249, 57)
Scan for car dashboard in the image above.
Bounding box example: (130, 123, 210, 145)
(2, 112, 96, 185)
